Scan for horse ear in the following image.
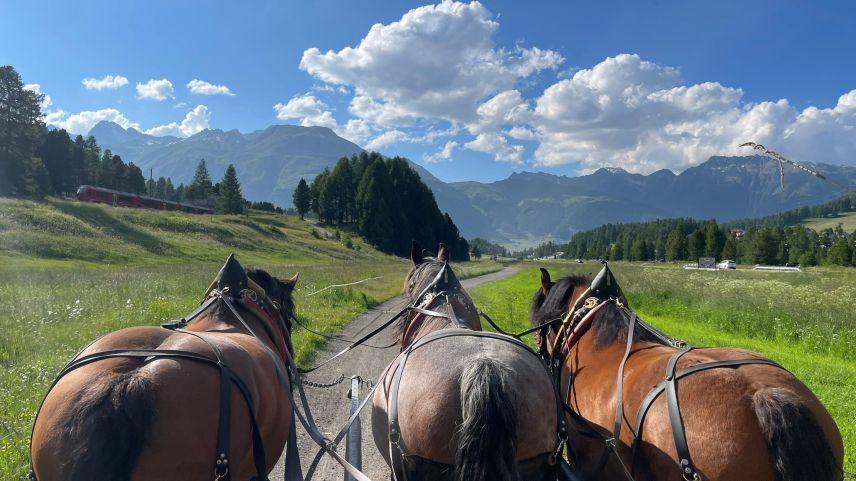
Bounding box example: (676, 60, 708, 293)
(411, 240, 424, 265)
(437, 243, 448, 262)
(540, 267, 551, 294)
(287, 272, 300, 286)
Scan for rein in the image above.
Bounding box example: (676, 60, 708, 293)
(537, 266, 790, 481)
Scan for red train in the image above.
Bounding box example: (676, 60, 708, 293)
(76, 185, 214, 214)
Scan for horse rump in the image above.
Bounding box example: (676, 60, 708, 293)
(455, 357, 519, 481)
(60, 370, 155, 481)
(752, 387, 840, 481)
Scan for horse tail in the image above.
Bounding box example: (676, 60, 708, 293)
(63, 370, 155, 481)
(455, 357, 519, 481)
(752, 387, 839, 481)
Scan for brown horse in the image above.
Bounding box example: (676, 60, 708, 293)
(30, 255, 300, 481)
(530, 265, 844, 481)
(371, 242, 567, 481)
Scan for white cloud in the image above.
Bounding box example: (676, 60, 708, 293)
(365, 130, 410, 150)
(464, 133, 524, 163)
(82, 75, 129, 91)
(144, 105, 211, 137)
(136, 78, 174, 100)
(291, 2, 856, 172)
(524, 53, 856, 172)
(187, 79, 235, 96)
(425, 140, 459, 162)
(300, 1, 562, 127)
(23, 84, 52, 110)
(45, 108, 140, 135)
(273, 94, 337, 129)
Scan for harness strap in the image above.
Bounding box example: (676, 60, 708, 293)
(630, 357, 785, 475)
(665, 347, 697, 481)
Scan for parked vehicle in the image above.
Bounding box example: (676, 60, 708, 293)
(717, 260, 736, 269)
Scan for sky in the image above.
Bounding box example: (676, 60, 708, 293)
(2, 0, 855, 183)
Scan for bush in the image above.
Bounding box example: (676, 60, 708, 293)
(342, 233, 354, 249)
(310, 227, 321, 239)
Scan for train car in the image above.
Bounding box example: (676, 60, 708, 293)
(76, 185, 214, 214)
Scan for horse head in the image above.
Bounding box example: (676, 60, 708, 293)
(397, 240, 479, 348)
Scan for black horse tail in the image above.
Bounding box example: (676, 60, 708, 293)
(63, 370, 155, 481)
(455, 357, 519, 481)
(753, 387, 840, 481)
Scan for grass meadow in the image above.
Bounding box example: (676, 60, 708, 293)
(471, 261, 856, 476)
(0, 197, 501, 479)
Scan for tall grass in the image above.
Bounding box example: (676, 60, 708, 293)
(471, 262, 856, 475)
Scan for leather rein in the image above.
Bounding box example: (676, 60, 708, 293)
(28, 280, 298, 481)
(539, 283, 786, 481)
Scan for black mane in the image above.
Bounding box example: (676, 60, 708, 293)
(246, 268, 296, 330)
(529, 274, 666, 350)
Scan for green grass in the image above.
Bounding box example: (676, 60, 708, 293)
(803, 211, 856, 232)
(0, 196, 503, 479)
(471, 262, 855, 476)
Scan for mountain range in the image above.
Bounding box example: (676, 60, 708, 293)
(89, 121, 856, 245)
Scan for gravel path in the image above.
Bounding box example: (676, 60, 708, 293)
(270, 267, 518, 481)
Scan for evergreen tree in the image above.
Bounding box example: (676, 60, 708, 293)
(187, 159, 213, 200)
(164, 178, 176, 200)
(471, 243, 482, 260)
(610, 242, 624, 261)
(0, 65, 45, 195)
(703, 220, 725, 258)
(666, 227, 687, 261)
(826, 237, 852, 266)
(630, 239, 648, 261)
(38, 129, 73, 194)
(217, 164, 244, 214)
(155, 177, 167, 199)
(355, 161, 397, 251)
(721, 237, 737, 260)
(146, 177, 157, 196)
(687, 230, 705, 261)
(293, 178, 311, 220)
(126, 163, 146, 194)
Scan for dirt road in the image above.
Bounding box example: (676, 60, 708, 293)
(270, 267, 518, 481)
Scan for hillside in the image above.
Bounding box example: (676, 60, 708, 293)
(89, 121, 363, 208)
(0, 197, 396, 267)
(90, 121, 856, 244)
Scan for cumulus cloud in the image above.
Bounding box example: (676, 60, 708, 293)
(187, 79, 235, 96)
(45, 108, 140, 135)
(530, 53, 856, 172)
(465, 133, 524, 163)
(144, 105, 211, 137)
(425, 140, 459, 162)
(136, 78, 174, 100)
(273, 94, 337, 129)
(82, 75, 129, 91)
(23, 84, 52, 110)
(290, 2, 856, 171)
(365, 130, 410, 150)
(300, 1, 562, 127)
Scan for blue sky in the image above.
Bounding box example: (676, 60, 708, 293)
(2, 1, 855, 182)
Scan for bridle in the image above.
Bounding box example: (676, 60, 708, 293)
(532, 265, 788, 481)
(28, 258, 299, 481)
(400, 260, 475, 348)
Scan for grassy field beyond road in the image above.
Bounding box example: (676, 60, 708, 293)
(471, 262, 855, 475)
(0, 196, 503, 479)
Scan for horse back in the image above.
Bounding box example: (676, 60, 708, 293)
(31, 324, 291, 481)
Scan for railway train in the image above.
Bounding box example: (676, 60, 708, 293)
(75, 185, 214, 214)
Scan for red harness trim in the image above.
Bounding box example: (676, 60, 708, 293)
(239, 292, 292, 365)
(561, 300, 610, 356)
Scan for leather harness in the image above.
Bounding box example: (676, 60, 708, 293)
(28, 257, 302, 481)
(543, 264, 787, 481)
(386, 260, 571, 481)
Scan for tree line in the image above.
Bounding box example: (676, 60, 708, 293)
(1, 65, 247, 214)
(559, 206, 856, 267)
(293, 151, 470, 260)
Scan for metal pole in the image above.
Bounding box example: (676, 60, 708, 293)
(345, 376, 362, 481)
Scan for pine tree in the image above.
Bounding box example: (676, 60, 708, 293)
(703, 220, 725, 258)
(721, 237, 737, 261)
(0, 65, 46, 195)
(665, 227, 686, 261)
(187, 159, 213, 201)
(126, 163, 146, 194)
(687, 230, 705, 261)
(217, 164, 244, 214)
(293, 178, 311, 220)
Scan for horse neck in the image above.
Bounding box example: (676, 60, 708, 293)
(193, 300, 289, 359)
(404, 289, 480, 346)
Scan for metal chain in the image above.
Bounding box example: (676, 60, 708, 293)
(301, 373, 347, 389)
